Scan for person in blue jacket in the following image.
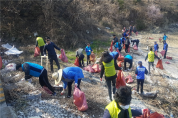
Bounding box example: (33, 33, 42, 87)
(163, 33, 168, 41)
(109, 51, 119, 60)
(135, 61, 148, 94)
(52, 67, 84, 98)
(85, 43, 93, 65)
(44, 37, 60, 72)
(124, 55, 133, 71)
(163, 41, 168, 59)
(16, 62, 56, 95)
(115, 42, 122, 52)
(154, 42, 159, 52)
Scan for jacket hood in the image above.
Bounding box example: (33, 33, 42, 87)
(103, 55, 113, 63)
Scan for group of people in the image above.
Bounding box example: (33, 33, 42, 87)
(14, 30, 169, 118)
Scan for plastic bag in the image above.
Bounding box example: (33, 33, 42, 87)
(59, 49, 68, 63)
(34, 47, 40, 57)
(156, 59, 163, 70)
(166, 56, 172, 60)
(84, 65, 95, 73)
(149, 112, 165, 118)
(5, 63, 16, 71)
(116, 49, 124, 61)
(42, 86, 53, 95)
(133, 45, 138, 50)
(160, 50, 165, 57)
(74, 57, 79, 66)
(136, 32, 138, 36)
(0, 56, 2, 69)
(136, 109, 165, 118)
(117, 61, 122, 67)
(92, 64, 101, 73)
(109, 41, 113, 52)
(149, 37, 153, 39)
(125, 75, 133, 84)
(73, 87, 88, 111)
(90, 53, 96, 62)
(155, 51, 158, 56)
(123, 44, 126, 49)
(116, 70, 126, 89)
(165, 61, 170, 64)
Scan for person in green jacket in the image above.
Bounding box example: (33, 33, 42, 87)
(103, 86, 132, 118)
(36, 35, 45, 56)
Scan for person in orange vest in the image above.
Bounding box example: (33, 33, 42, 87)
(145, 47, 160, 74)
(103, 86, 133, 118)
(35, 35, 45, 56)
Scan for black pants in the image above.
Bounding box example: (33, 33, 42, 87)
(164, 50, 167, 59)
(79, 54, 84, 67)
(148, 62, 154, 73)
(39, 69, 55, 93)
(67, 79, 81, 96)
(119, 48, 122, 52)
(124, 58, 132, 70)
(137, 79, 144, 93)
(49, 55, 60, 72)
(106, 77, 116, 101)
(87, 55, 91, 65)
(125, 44, 129, 53)
(40, 46, 44, 56)
(136, 42, 139, 47)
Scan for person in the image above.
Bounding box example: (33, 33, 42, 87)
(85, 43, 93, 65)
(16, 62, 56, 95)
(76, 48, 84, 67)
(44, 37, 60, 72)
(135, 61, 148, 94)
(120, 37, 126, 45)
(133, 25, 137, 34)
(100, 51, 121, 101)
(103, 86, 132, 118)
(163, 41, 168, 59)
(35, 36, 45, 56)
(52, 67, 84, 98)
(145, 47, 160, 74)
(129, 25, 133, 36)
(112, 35, 119, 45)
(154, 41, 159, 52)
(131, 39, 139, 47)
(122, 31, 128, 38)
(109, 51, 119, 60)
(125, 37, 130, 53)
(115, 42, 122, 52)
(163, 33, 168, 41)
(124, 54, 133, 71)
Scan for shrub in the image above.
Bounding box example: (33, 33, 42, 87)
(136, 19, 147, 30)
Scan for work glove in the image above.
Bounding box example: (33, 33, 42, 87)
(100, 78, 102, 81)
(44, 55, 46, 57)
(75, 83, 78, 87)
(61, 90, 65, 95)
(89, 50, 91, 52)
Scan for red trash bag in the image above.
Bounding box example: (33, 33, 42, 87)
(160, 50, 165, 57)
(156, 59, 164, 70)
(34, 47, 40, 57)
(166, 56, 172, 60)
(149, 37, 153, 39)
(74, 57, 79, 66)
(136, 32, 138, 36)
(125, 75, 133, 84)
(92, 64, 101, 73)
(116, 70, 126, 89)
(59, 49, 68, 63)
(123, 44, 126, 49)
(117, 61, 122, 67)
(0, 56, 2, 69)
(42, 86, 53, 95)
(109, 41, 113, 52)
(155, 51, 158, 56)
(73, 87, 88, 111)
(135, 109, 150, 118)
(133, 45, 138, 50)
(165, 61, 170, 64)
(116, 49, 124, 61)
(159, 38, 162, 42)
(149, 112, 165, 118)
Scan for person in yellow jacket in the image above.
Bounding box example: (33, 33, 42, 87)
(100, 51, 121, 101)
(36, 35, 45, 56)
(145, 47, 160, 74)
(103, 86, 132, 118)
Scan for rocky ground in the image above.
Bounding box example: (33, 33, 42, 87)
(1, 23, 178, 118)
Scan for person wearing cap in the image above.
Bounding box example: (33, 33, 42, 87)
(125, 37, 130, 53)
(112, 35, 119, 45)
(154, 42, 159, 52)
(52, 67, 84, 98)
(135, 61, 148, 94)
(163, 41, 168, 59)
(76, 48, 84, 67)
(44, 37, 60, 72)
(124, 54, 133, 71)
(16, 62, 56, 95)
(35, 35, 45, 56)
(100, 51, 121, 101)
(103, 86, 132, 118)
(85, 43, 93, 65)
(145, 47, 160, 74)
